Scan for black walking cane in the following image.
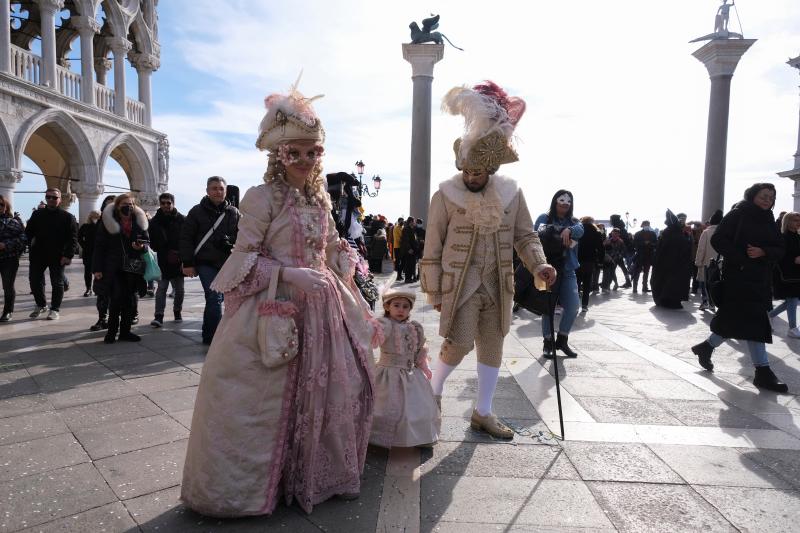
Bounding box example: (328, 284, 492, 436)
(547, 283, 566, 440)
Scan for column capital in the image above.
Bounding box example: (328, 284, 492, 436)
(137, 192, 160, 212)
(0, 169, 22, 186)
(94, 57, 112, 71)
(73, 182, 104, 196)
(34, 0, 65, 15)
(402, 43, 444, 78)
(71, 15, 101, 35)
(106, 37, 132, 55)
(129, 52, 160, 72)
(692, 39, 757, 78)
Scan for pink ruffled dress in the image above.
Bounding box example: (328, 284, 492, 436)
(369, 317, 440, 448)
(181, 182, 376, 517)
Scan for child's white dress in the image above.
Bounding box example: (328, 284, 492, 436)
(369, 317, 440, 447)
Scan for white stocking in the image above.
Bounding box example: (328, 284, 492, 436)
(431, 359, 457, 396)
(476, 362, 500, 416)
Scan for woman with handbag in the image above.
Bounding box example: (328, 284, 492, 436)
(692, 183, 788, 392)
(695, 210, 723, 311)
(182, 82, 375, 517)
(769, 211, 800, 337)
(535, 190, 583, 358)
(92, 194, 149, 344)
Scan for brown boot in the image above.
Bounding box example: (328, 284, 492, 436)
(470, 410, 513, 439)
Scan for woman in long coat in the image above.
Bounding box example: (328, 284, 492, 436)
(692, 183, 787, 392)
(181, 85, 375, 517)
(92, 194, 148, 343)
(651, 210, 692, 309)
(768, 211, 800, 337)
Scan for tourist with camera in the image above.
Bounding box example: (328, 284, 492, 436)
(92, 194, 149, 343)
(179, 176, 240, 344)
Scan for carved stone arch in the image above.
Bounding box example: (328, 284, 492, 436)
(128, 13, 153, 56)
(0, 115, 15, 172)
(100, 132, 156, 196)
(13, 108, 101, 190)
(99, 0, 138, 39)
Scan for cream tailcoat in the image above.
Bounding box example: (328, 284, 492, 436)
(420, 174, 547, 338)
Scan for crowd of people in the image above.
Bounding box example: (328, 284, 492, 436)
(0, 77, 795, 520)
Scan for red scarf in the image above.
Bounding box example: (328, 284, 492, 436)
(121, 216, 133, 238)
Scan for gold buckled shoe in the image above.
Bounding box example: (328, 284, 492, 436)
(470, 410, 513, 439)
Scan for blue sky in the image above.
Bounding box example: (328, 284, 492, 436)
(14, 0, 800, 227)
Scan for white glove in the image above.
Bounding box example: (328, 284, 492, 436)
(282, 267, 329, 293)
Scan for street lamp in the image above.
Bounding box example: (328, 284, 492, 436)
(353, 160, 380, 197)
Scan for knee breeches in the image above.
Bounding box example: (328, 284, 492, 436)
(439, 286, 504, 368)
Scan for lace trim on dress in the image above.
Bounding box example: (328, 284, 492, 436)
(210, 251, 259, 293)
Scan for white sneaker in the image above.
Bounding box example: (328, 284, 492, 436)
(29, 306, 47, 318)
(46, 309, 59, 320)
(788, 327, 800, 339)
(699, 302, 709, 311)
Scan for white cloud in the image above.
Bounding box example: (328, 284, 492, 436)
(153, 0, 800, 225)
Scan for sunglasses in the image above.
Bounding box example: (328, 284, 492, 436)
(45, 195, 59, 200)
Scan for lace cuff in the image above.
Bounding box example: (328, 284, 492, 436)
(210, 251, 258, 293)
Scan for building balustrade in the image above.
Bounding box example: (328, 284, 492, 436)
(7, 44, 149, 126)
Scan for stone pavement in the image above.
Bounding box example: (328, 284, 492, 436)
(1, 259, 799, 532)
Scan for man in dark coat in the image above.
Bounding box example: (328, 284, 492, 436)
(179, 177, 240, 344)
(650, 210, 692, 309)
(631, 221, 657, 293)
(25, 188, 78, 320)
(400, 216, 418, 283)
(149, 193, 186, 328)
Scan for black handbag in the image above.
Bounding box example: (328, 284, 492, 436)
(512, 223, 566, 315)
(706, 255, 723, 307)
(121, 239, 145, 275)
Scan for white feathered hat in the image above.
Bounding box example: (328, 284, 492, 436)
(256, 74, 325, 152)
(442, 80, 526, 174)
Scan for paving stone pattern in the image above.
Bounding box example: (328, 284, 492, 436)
(1, 261, 799, 532)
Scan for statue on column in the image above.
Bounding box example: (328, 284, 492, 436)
(690, 0, 743, 42)
(409, 14, 463, 50)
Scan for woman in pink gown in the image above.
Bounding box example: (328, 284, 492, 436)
(181, 82, 376, 517)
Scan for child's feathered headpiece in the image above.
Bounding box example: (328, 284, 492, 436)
(378, 272, 416, 307)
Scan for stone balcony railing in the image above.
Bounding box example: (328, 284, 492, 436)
(9, 44, 146, 126)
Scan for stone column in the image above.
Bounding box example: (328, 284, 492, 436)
(36, 0, 64, 88)
(777, 55, 800, 211)
(108, 37, 131, 117)
(76, 183, 103, 224)
(0, 170, 21, 209)
(402, 43, 444, 223)
(0, 0, 11, 74)
(130, 52, 159, 127)
(693, 39, 756, 221)
(71, 16, 99, 106)
(94, 56, 111, 85)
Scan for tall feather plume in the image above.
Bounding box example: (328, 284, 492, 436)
(441, 85, 516, 164)
(377, 272, 398, 303)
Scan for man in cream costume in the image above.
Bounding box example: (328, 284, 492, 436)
(421, 81, 556, 439)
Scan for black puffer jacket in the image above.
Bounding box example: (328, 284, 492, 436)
(77, 221, 99, 266)
(179, 197, 240, 269)
(92, 205, 150, 297)
(0, 214, 26, 261)
(577, 222, 604, 274)
(711, 201, 784, 343)
(149, 209, 186, 279)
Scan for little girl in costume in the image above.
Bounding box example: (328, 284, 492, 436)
(370, 285, 440, 448)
